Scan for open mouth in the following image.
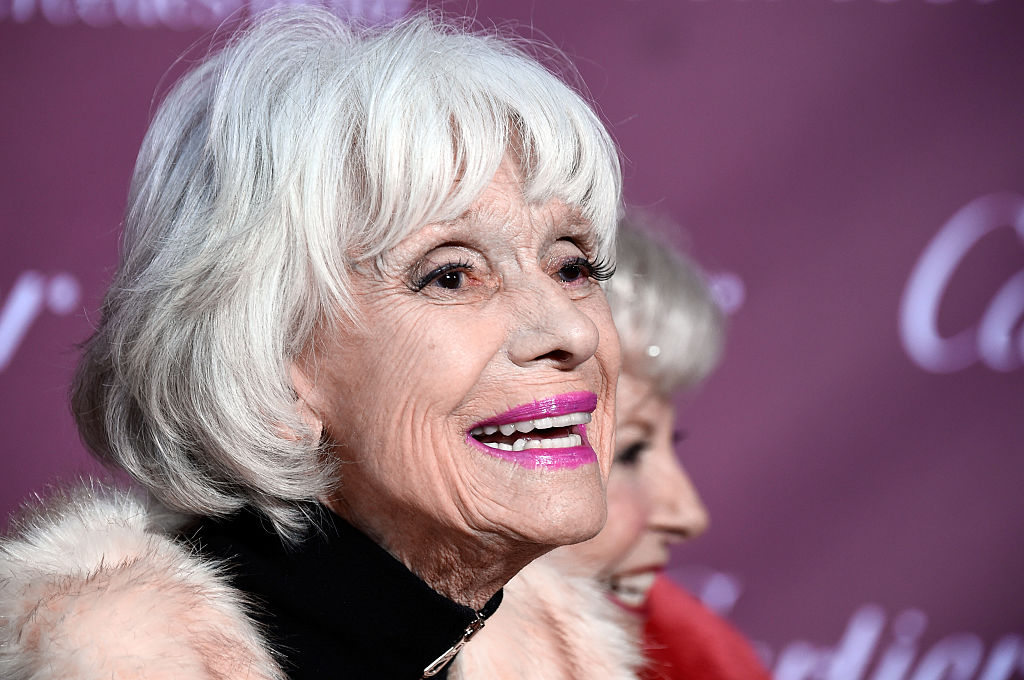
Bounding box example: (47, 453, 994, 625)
(466, 392, 599, 469)
(608, 571, 657, 612)
(469, 412, 590, 451)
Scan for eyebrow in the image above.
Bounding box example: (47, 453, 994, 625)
(561, 214, 599, 253)
(452, 200, 590, 228)
(407, 201, 597, 269)
(448, 204, 513, 230)
(623, 421, 655, 439)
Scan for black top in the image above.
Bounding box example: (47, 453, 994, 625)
(184, 506, 502, 680)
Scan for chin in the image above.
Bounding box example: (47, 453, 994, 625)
(496, 466, 609, 550)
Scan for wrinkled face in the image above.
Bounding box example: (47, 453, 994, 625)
(295, 157, 620, 566)
(562, 370, 709, 614)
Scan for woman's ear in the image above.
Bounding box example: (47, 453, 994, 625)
(288, 361, 324, 440)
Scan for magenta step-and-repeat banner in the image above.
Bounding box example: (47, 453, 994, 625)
(2, 1, 1022, 678)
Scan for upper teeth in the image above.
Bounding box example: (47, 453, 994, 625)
(470, 412, 591, 451)
(471, 412, 591, 438)
(610, 571, 657, 608)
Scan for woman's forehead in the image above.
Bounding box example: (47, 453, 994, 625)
(389, 195, 594, 255)
(616, 373, 666, 419)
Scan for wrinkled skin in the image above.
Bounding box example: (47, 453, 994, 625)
(293, 158, 620, 609)
(562, 370, 709, 610)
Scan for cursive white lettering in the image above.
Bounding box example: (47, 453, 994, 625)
(678, 566, 1022, 680)
(899, 192, 1024, 374)
(909, 634, 984, 680)
(2, 0, 409, 26)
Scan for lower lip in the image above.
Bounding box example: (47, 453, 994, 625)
(466, 424, 598, 470)
(606, 591, 650, 617)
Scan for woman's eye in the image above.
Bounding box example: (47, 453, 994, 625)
(554, 255, 614, 285)
(558, 262, 587, 283)
(435, 270, 464, 290)
(413, 261, 473, 292)
(614, 441, 648, 466)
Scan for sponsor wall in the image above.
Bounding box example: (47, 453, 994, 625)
(2, 1, 1022, 678)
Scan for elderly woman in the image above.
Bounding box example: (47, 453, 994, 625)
(0, 9, 624, 679)
(453, 218, 769, 679)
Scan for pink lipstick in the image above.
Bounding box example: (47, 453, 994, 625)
(466, 391, 599, 470)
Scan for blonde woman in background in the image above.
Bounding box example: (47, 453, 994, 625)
(455, 215, 770, 680)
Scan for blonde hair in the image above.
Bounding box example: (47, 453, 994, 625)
(605, 215, 724, 395)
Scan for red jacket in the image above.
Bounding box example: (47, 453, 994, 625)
(641, 574, 771, 680)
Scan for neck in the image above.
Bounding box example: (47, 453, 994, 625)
(324, 496, 547, 610)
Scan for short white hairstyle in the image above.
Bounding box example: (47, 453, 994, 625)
(71, 7, 622, 539)
(604, 214, 724, 395)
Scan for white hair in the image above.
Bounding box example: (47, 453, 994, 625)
(71, 7, 622, 539)
(604, 215, 724, 395)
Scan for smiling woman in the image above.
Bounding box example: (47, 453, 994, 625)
(0, 8, 622, 680)
(294, 157, 620, 610)
(449, 217, 769, 680)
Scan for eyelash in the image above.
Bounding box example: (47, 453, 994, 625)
(410, 260, 475, 292)
(558, 256, 616, 283)
(411, 254, 614, 292)
(616, 432, 688, 466)
(614, 441, 648, 466)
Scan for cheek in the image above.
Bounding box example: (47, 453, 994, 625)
(589, 293, 621, 383)
(583, 293, 621, 476)
(563, 473, 648, 575)
(602, 475, 648, 558)
(323, 303, 508, 461)
(414, 315, 499, 391)
(404, 306, 512, 425)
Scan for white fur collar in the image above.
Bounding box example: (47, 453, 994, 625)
(451, 552, 642, 679)
(0, 483, 284, 680)
(1, 483, 639, 680)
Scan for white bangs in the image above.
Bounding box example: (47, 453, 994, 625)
(72, 7, 622, 540)
(298, 15, 621, 268)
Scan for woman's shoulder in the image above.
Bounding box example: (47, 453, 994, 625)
(0, 482, 284, 680)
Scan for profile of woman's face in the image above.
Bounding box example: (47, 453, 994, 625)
(294, 157, 620, 572)
(563, 370, 709, 613)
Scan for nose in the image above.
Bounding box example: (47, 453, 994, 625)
(505, 275, 603, 371)
(647, 441, 709, 542)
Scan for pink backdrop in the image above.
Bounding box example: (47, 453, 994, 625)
(2, 1, 1022, 678)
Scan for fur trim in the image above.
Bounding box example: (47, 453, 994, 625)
(452, 551, 642, 680)
(0, 482, 285, 680)
(1, 482, 640, 680)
